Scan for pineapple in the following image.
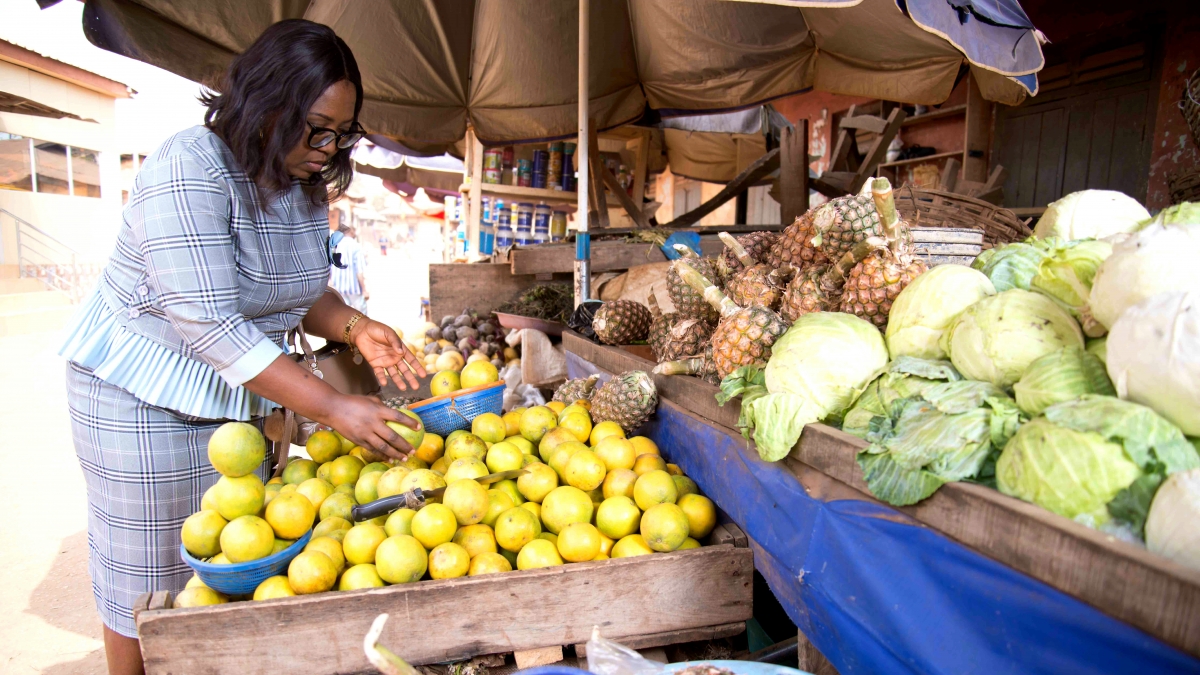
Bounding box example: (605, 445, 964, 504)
(667, 246, 722, 325)
(808, 186, 883, 262)
(718, 231, 779, 283)
(839, 178, 928, 329)
(719, 232, 790, 310)
(552, 375, 599, 403)
(648, 295, 711, 362)
(674, 261, 789, 380)
(652, 346, 720, 385)
(779, 240, 875, 323)
(592, 299, 652, 345)
(589, 370, 658, 433)
(766, 212, 829, 271)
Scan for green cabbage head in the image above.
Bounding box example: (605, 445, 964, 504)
(1013, 346, 1115, 417)
(741, 312, 888, 461)
(940, 289, 1084, 388)
(885, 264, 995, 360)
(1033, 189, 1150, 240)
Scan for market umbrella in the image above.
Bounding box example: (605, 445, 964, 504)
(80, 0, 1042, 148)
(352, 142, 465, 195)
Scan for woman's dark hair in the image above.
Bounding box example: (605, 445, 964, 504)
(201, 19, 362, 203)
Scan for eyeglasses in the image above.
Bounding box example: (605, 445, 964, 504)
(307, 122, 364, 150)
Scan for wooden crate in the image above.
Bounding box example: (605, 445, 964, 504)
(564, 331, 1200, 660)
(134, 538, 752, 674)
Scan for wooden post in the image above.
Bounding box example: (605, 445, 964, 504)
(587, 118, 609, 229)
(575, 0, 591, 305)
(964, 72, 991, 183)
(797, 630, 839, 675)
(632, 128, 650, 208)
(779, 120, 809, 224)
(664, 148, 780, 229)
(466, 128, 484, 259)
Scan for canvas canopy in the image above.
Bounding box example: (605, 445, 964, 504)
(352, 142, 465, 194)
(81, 0, 1042, 150)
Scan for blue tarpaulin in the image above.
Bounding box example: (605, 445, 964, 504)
(567, 352, 1200, 675)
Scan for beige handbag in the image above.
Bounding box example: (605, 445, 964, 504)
(263, 323, 380, 476)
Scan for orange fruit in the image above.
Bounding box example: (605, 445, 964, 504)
(537, 427, 578, 462)
(519, 407, 558, 444)
(516, 538, 563, 569)
(445, 433, 488, 463)
(602, 468, 638, 500)
(628, 436, 659, 457)
(556, 522, 602, 563)
(558, 413, 593, 444)
(414, 433, 445, 465)
(593, 437, 637, 472)
(502, 411, 523, 438)
(633, 470, 678, 511)
(633, 454, 668, 476)
(288, 550, 338, 593)
(453, 524, 498, 558)
(338, 563, 386, 590)
(327, 455, 365, 487)
(596, 496, 641, 540)
(174, 587, 228, 607)
(564, 450, 606, 492)
(471, 413, 507, 443)
(611, 533, 654, 558)
(305, 430, 343, 464)
(494, 506, 541, 552)
(180, 510, 227, 559)
(211, 474, 265, 520)
(640, 503, 690, 552)
(219, 515, 274, 562)
(208, 422, 266, 477)
(375, 466, 413, 499)
(444, 457, 488, 484)
(410, 503, 457, 549)
(677, 494, 717, 538)
(443, 479, 490, 526)
(482, 489, 516, 527)
(517, 462, 559, 503)
(342, 523, 387, 565)
(304, 536, 346, 574)
(318, 492, 356, 523)
(540, 486, 594, 534)
(468, 551, 512, 576)
(282, 459, 317, 485)
(485, 442, 525, 473)
(428, 542, 471, 579)
(672, 475, 699, 497)
(375, 534, 427, 584)
(264, 492, 316, 540)
(384, 508, 417, 537)
(589, 421, 625, 447)
(252, 575, 295, 601)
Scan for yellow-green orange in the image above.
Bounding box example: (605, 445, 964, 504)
(460, 360, 499, 388)
(602, 469, 638, 500)
(220, 515, 274, 562)
(633, 454, 668, 476)
(557, 522, 602, 563)
(288, 550, 338, 594)
(339, 563, 386, 590)
(596, 496, 641, 540)
(444, 457, 488, 484)
(564, 449, 606, 492)
(305, 429, 343, 464)
(318, 492, 355, 523)
(557, 404, 589, 422)
(506, 435, 535, 455)
(428, 542, 471, 579)
(411, 502, 457, 549)
(594, 437, 637, 472)
(430, 370, 460, 396)
(401, 455, 429, 471)
(384, 508, 417, 537)
(211, 474, 265, 521)
(445, 433, 487, 463)
(540, 486, 594, 534)
(355, 470, 382, 505)
(208, 422, 266, 477)
(520, 501, 541, 520)
(589, 421, 625, 446)
(517, 462, 558, 503)
(327, 455, 365, 487)
(640, 503, 689, 552)
(386, 408, 425, 451)
(549, 441, 587, 478)
(495, 506, 541, 552)
(492, 479, 524, 506)
(469, 551, 512, 576)
(181, 510, 227, 558)
(252, 576, 295, 601)
(375, 466, 412, 499)
(174, 587, 228, 607)
(312, 516, 351, 541)
(453, 524, 497, 558)
(520, 407, 558, 444)
(633, 470, 678, 511)
(375, 534, 427, 584)
(612, 533, 654, 558)
(472, 413, 507, 443)
(677, 494, 716, 538)
(537, 427, 577, 462)
(397, 469, 447, 497)
(678, 537, 701, 550)
(316, 461, 332, 483)
(296, 478, 334, 511)
(672, 475, 699, 497)
(414, 432, 445, 465)
(482, 489, 515, 527)
(272, 538, 293, 554)
(264, 492, 316, 540)
(516, 538, 563, 569)
(201, 485, 218, 511)
(628, 436, 659, 456)
(485, 442, 524, 473)
(443, 479, 489, 526)
(558, 413, 593, 444)
(282, 459, 318, 485)
(305, 536, 346, 574)
(342, 523, 387, 565)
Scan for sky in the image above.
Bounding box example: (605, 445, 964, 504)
(0, 0, 207, 153)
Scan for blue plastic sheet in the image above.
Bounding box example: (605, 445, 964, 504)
(566, 352, 1200, 675)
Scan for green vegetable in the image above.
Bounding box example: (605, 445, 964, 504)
(1033, 189, 1150, 240)
(940, 289, 1084, 388)
(1085, 337, 1107, 365)
(996, 395, 1200, 533)
(1087, 222, 1200, 330)
(856, 380, 1022, 506)
(1145, 468, 1200, 571)
(733, 313, 889, 461)
(972, 240, 1047, 292)
(842, 357, 961, 439)
(1142, 201, 1200, 227)
(1012, 346, 1114, 417)
(884, 264, 996, 360)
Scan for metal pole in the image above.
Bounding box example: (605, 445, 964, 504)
(28, 138, 38, 193)
(574, 0, 590, 306)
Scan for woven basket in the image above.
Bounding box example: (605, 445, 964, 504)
(1168, 168, 1200, 205)
(893, 186, 1031, 249)
(1182, 67, 1200, 149)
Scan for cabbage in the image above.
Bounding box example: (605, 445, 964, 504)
(939, 289, 1084, 388)
(1146, 468, 1200, 571)
(1085, 337, 1107, 365)
(733, 313, 889, 461)
(1013, 346, 1114, 417)
(1087, 222, 1200, 329)
(996, 396, 1200, 531)
(842, 357, 961, 438)
(885, 265, 995, 360)
(972, 240, 1047, 291)
(856, 380, 1021, 506)
(1033, 190, 1150, 240)
(1144, 201, 1200, 226)
(1106, 292, 1200, 436)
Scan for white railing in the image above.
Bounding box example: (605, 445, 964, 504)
(0, 208, 95, 302)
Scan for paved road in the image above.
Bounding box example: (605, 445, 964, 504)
(0, 248, 432, 673)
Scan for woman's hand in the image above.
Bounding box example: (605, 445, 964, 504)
(350, 318, 427, 390)
(328, 394, 419, 460)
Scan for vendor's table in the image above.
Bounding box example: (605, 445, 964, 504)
(564, 331, 1200, 675)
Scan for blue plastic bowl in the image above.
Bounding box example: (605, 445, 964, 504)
(409, 381, 505, 437)
(665, 661, 814, 675)
(181, 529, 312, 596)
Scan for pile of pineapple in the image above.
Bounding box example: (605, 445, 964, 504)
(591, 178, 928, 382)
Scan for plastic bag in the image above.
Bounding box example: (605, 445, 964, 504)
(500, 363, 545, 412)
(568, 301, 605, 342)
(586, 627, 665, 675)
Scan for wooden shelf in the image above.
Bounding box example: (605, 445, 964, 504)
(900, 104, 967, 127)
(459, 182, 578, 204)
(878, 150, 963, 168)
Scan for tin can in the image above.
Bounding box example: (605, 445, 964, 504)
(533, 202, 552, 244)
(562, 143, 576, 192)
(531, 150, 549, 189)
(547, 142, 564, 191)
(483, 167, 502, 184)
(479, 215, 494, 256)
(483, 148, 503, 170)
(550, 211, 568, 241)
(517, 159, 532, 187)
(515, 202, 535, 245)
(502, 146, 514, 170)
(495, 203, 514, 249)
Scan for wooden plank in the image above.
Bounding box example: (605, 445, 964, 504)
(1086, 97, 1117, 189)
(1033, 106, 1067, 207)
(514, 646, 563, 669)
(664, 149, 781, 229)
(510, 240, 727, 276)
(600, 155, 651, 229)
(797, 630, 840, 675)
(939, 157, 961, 193)
(632, 128, 650, 207)
(468, 182, 579, 205)
(964, 73, 991, 183)
(901, 103, 967, 127)
(779, 120, 809, 225)
(877, 150, 962, 169)
(588, 118, 610, 229)
(574, 623, 746, 657)
(837, 115, 888, 134)
(148, 590, 172, 611)
(136, 546, 753, 674)
(429, 263, 571, 321)
(467, 130, 484, 258)
(785, 425, 1200, 659)
(1015, 114, 1042, 207)
(1110, 89, 1151, 199)
(827, 104, 858, 174)
(1062, 105, 1094, 196)
(850, 107, 906, 194)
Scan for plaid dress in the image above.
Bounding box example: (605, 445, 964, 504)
(60, 126, 331, 637)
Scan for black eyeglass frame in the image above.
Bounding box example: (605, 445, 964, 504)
(307, 122, 365, 150)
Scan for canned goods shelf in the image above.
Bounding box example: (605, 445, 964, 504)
(459, 182, 579, 205)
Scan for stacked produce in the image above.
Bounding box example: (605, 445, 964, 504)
(176, 371, 701, 606)
(408, 309, 519, 376)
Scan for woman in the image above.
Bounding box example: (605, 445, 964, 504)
(58, 20, 422, 675)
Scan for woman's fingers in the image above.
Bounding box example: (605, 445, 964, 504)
(401, 344, 427, 379)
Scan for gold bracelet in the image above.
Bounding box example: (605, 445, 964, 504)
(343, 312, 365, 345)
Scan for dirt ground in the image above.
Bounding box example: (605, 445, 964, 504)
(0, 246, 432, 673)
